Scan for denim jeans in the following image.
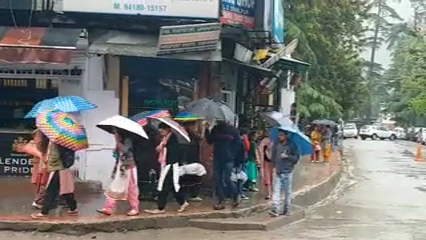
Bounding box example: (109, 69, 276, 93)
(272, 172, 293, 213)
(213, 160, 237, 204)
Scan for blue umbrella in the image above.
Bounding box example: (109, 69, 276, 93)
(270, 119, 312, 156)
(24, 96, 97, 118)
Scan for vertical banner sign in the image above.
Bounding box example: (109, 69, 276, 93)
(221, 0, 256, 29)
(273, 0, 285, 45)
(0, 132, 33, 176)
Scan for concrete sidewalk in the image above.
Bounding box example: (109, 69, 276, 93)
(0, 152, 342, 234)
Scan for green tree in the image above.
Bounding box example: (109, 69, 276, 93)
(284, 0, 370, 120)
(363, 0, 403, 119)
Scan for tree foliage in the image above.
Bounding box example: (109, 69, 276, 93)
(382, 1, 426, 126)
(284, 0, 370, 120)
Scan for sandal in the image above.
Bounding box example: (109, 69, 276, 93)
(31, 212, 48, 219)
(67, 210, 79, 216)
(126, 209, 139, 216)
(177, 202, 189, 213)
(96, 208, 112, 216)
(144, 209, 165, 214)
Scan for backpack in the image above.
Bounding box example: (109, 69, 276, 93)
(59, 146, 75, 169)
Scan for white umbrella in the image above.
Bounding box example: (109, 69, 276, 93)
(97, 115, 148, 139)
(262, 111, 294, 127)
(149, 117, 190, 143)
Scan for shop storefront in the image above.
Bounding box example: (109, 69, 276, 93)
(0, 27, 86, 176)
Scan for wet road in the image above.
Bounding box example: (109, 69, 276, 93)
(3, 139, 426, 240)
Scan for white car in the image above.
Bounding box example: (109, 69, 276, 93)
(359, 125, 397, 141)
(343, 124, 358, 139)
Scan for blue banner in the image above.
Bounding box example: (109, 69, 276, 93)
(221, 0, 256, 29)
(273, 0, 284, 44)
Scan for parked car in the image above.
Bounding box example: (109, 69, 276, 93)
(343, 124, 358, 139)
(359, 125, 397, 140)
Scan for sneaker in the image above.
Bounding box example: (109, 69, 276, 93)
(31, 212, 48, 219)
(32, 202, 43, 209)
(232, 197, 240, 208)
(282, 209, 290, 216)
(241, 195, 250, 200)
(249, 188, 259, 192)
(213, 204, 225, 210)
(126, 209, 139, 216)
(177, 202, 189, 213)
(145, 209, 165, 214)
(189, 197, 203, 202)
(268, 210, 280, 217)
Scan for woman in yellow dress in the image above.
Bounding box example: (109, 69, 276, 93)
(310, 125, 322, 162)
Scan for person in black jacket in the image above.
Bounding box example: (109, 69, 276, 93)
(180, 121, 203, 201)
(205, 121, 240, 210)
(146, 123, 189, 214)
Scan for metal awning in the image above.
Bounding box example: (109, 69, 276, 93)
(88, 29, 222, 62)
(223, 58, 276, 77)
(275, 56, 310, 71)
(0, 27, 82, 64)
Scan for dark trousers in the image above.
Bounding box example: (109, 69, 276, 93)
(213, 160, 236, 204)
(157, 170, 185, 210)
(180, 175, 201, 199)
(41, 171, 77, 215)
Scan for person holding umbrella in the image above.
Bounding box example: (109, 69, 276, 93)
(174, 112, 204, 202)
(322, 125, 332, 163)
(270, 129, 300, 217)
(205, 120, 240, 210)
(97, 128, 140, 216)
(96, 115, 149, 216)
(145, 123, 189, 214)
(31, 111, 88, 219)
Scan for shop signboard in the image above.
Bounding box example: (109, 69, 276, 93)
(272, 0, 285, 45)
(221, 0, 256, 29)
(62, 0, 219, 19)
(156, 23, 221, 56)
(0, 132, 33, 176)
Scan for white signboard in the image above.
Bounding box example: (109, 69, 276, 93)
(62, 0, 220, 19)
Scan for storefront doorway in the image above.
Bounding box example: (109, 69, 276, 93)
(0, 78, 58, 176)
(121, 56, 201, 198)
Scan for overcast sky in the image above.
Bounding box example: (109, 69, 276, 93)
(361, 1, 412, 68)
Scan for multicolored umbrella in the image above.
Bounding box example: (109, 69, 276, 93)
(130, 110, 171, 126)
(25, 96, 97, 118)
(174, 112, 204, 122)
(36, 110, 89, 151)
(149, 117, 190, 143)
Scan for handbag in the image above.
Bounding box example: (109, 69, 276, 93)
(105, 162, 130, 200)
(314, 144, 321, 151)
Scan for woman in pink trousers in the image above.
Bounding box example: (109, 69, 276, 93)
(97, 128, 140, 216)
(258, 132, 274, 200)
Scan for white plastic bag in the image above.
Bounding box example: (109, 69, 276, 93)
(230, 168, 248, 183)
